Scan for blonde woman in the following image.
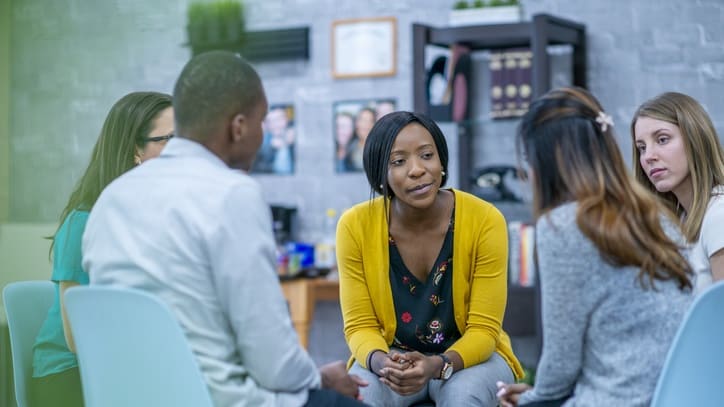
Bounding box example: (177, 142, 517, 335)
(632, 92, 724, 294)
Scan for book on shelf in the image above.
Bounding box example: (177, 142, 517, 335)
(508, 221, 536, 287)
(489, 52, 505, 118)
(490, 47, 533, 119)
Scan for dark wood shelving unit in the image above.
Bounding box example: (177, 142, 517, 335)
(413, 13, 586, 192)
(412, 14, 587, 369)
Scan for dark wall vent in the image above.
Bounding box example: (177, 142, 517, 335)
(240, 27, 310, 62)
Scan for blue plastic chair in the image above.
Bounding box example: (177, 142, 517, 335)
(3, 280, 55, 407)
(64, 285, 213, 407)
(650, 280, 724, 406)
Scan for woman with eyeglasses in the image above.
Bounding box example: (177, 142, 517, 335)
(496, 87, 692, 407)
(31, 91, 173, 406)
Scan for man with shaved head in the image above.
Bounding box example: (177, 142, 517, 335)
(83, 51, 367, 406)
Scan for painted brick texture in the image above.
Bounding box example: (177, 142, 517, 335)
(6, 0, 724, 240)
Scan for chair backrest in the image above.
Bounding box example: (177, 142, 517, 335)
(64, 286, 213, 407)
(650, 280, 724, 407)
(2, 280, 55, 407)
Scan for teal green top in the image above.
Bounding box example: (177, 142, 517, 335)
(32, 210, 90, 378)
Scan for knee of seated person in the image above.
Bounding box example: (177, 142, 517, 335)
(436, 356, 513, 406)
(438, 377, 497, 406)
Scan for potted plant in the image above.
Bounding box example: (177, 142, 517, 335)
(453, 0, 470, 9)
(449, 0, 522, 27)
(187, 0, 245, 56)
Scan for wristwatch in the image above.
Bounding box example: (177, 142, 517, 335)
(438, 353, 453, 380)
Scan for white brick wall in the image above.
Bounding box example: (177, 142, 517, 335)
(8, 0, 724, 239)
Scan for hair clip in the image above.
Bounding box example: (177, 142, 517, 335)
(596, 111, 614, 132)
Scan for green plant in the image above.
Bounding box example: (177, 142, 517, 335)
(187, 0, 245, 54)
(472, 0, 485, 7)
(216, 1, 244, 41)
(453, 0, 470, 9)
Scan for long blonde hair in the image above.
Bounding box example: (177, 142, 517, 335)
(518, 87, 691, 290)
(631, 92, 724, 242)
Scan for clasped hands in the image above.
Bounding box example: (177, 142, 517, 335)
(371, 350, 442, 396)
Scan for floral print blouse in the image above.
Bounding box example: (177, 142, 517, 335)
(389, 211, 460, 353)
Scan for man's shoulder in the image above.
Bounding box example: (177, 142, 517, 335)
(155, 156, 262, 195)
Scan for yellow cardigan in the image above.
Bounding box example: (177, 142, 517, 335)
(337, 189, 523, 379)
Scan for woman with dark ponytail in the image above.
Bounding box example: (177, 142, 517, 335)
(497, 87, 692, 407)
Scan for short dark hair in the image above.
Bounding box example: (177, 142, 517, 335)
(362, 111, 448, 199)
(173, 51, 264, 139)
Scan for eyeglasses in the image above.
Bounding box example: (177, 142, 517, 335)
(144, 133, 174, 143)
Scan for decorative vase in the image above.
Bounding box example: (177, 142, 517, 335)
(449, 6, 522, 26)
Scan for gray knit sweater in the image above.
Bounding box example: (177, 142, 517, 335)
(518, 203, 693, 407)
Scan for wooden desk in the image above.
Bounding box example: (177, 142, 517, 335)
(281, 277, 340, 348)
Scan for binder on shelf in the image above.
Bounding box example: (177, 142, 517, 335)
(490, 47, 533, 119)
(512, 49, 533, 116)
(508, 221, 522, 285)
(489, 52, 505, 118)
(518, 223, 536, 286)
(508, 221, 536, 287)
(503, 52, 517, 117)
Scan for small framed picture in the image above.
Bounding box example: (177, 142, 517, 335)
(332, 17, 397, 79)
(251, 104, 296, 175)
(333, 99, 396, 173)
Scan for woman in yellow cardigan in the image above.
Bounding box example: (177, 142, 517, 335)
(337, 111, 523, 406)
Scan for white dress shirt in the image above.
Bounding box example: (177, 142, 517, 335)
(82, 137, 320, 407)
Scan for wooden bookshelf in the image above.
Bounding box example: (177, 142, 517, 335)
(412, 13, 587, 192)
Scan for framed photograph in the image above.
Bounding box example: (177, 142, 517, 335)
(333, 98, 396, 173)
(332, 17, 397, 79)
(251, 104, 296, 175)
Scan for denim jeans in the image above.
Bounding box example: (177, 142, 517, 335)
(304, 388, 368, 406)
(349, 350, 514, 407)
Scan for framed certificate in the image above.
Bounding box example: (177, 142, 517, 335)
(332, 17, 397, 79)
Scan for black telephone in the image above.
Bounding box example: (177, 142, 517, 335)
(471, 165, 527, 202)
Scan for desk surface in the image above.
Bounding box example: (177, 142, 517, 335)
(280, 277, 340, 348)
